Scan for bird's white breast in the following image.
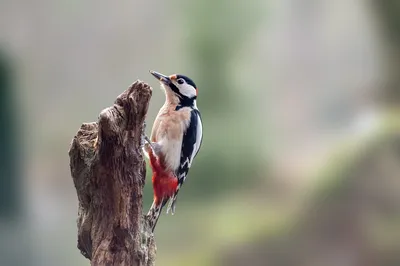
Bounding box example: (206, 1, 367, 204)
(152, 106, 191, 172)
(158, 137, 182, 171)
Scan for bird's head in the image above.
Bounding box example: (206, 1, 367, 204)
(150, 70, 198, 107)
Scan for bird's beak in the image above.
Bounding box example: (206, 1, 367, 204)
(150, 70, 171, 86)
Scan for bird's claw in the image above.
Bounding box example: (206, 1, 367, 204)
(144, 135, 155, 150)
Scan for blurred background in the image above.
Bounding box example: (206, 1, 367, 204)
(1, 0, 400, 265)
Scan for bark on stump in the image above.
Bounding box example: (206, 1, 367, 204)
(68, 80, 156, 266)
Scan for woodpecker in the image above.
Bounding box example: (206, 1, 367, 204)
(144, 70, 203, 232)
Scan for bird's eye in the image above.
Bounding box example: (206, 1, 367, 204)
(177, 78, 185, 85)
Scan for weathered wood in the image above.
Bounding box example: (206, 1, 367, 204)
(68, 80, 156, 266)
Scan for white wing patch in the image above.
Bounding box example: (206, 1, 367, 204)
(189, 113, 202, 167)
(178, 110, 203, 183)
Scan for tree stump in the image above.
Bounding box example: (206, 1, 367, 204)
(68, 80, 156, 266)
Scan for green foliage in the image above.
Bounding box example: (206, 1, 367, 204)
(310, 109, 400, 204)
(177, 0, 263, 112)
(374, 0, 400, 43)
(156, 0, 267, 201)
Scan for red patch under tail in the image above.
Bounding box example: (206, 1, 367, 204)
(147, 149, 178, 231)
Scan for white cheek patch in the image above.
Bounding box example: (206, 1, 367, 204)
(179, 84, 197, 98)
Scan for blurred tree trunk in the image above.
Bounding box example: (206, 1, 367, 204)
(373, 0, 400, 105)
(0, 51, 31, 266)
(69, 81, 156, 266)
(0, 51, 19, 218)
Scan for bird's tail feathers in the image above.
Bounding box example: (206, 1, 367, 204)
(147, 198, 168, 232)
(147, 188, 183, 231)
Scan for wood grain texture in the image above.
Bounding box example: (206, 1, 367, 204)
(69, 80, 156, 266)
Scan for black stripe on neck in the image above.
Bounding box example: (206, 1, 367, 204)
(175, 97, 196, 110)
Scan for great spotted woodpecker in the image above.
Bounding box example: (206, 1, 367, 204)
(144, 70, 203, 232)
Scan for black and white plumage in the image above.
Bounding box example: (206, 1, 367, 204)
(167, 108, 203, 214)
(145, 71, 203, 231)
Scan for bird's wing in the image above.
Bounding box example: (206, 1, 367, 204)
(175, 109, 203, 186)
(166, 109, 202, 214)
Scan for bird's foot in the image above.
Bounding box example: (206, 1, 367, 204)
(144, 136, 163, 157)
(144, 135, 155, 150)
